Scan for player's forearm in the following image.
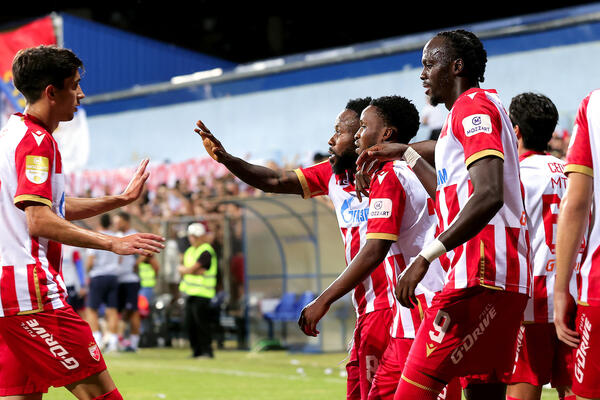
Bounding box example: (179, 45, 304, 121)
(26, 205, 115, 251)
(555, 173, 592, 293)
(65, 195, 128, 221)
(319, 239, 391, 306)
(220, 153, 302, 195)
(409, 140, 437, 167)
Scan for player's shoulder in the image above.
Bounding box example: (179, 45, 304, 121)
(299, 159, 332, 176)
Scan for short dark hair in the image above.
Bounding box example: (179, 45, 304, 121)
(509, 92, 558, 152)
(100, 213, 111, 229)
(436, 29, 487, 84)
(12, 45, 83, 103)
(370, 96, 420, 144)
(346, 97, 372, 118)
(116, 211, 131, 222)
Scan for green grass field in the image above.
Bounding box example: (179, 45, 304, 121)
(44, 348, 562, 399)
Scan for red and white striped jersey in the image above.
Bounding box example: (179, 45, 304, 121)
(0, 113, 68, 317)
(520, 152, 580, 322)
(367, 161, 445, 338)
(434, 88, 530, 295)
(565, 88, 600, 307)
(295, 161, 393, 317)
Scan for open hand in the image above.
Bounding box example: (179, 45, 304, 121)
(356, 143, 409, 174)
(554, 290, 580, 348)
(194, 120, 227, 162)
(111, 232, 165, 256)
(121, 158, 150, 203)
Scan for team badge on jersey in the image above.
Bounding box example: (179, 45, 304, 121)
(463, 114, 492, 137)
(25, 155, 49, 184)
(88, 342, 101, 362)
(368, 198, 392, 218)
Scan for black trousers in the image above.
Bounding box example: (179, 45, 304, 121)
(185, 296, 213, 357)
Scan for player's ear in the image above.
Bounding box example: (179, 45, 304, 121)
(513, 125, 521, 140)
(453, 58, 464, 75)
(383, 127, 397, 142)
(44, 85, 56, 101)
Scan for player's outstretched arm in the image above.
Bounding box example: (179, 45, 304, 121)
(555, 172, 592, 347)
(65, 158, 151, 221)
(298, 239, 392, 336)
(25, 204, 165, 255)
(194, 120, 303, 195)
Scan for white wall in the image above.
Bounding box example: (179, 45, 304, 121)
(87, 40, 600, 170)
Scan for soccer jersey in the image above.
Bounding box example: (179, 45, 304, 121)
(434, 88, 530, 294)
(520, 152, 581, 322)
(0, 113, 68, 317)
(366, 161, 445, 338)
(565, 88, 600, 307)
(86, 233, 120, 278)
(295, 160, 393, 316)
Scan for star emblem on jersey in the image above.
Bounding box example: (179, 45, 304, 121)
(88, 342, 101, 361)
(426, 342, 437, 357)
(377, 171, 388, 184)
(32, 130, 45, 146)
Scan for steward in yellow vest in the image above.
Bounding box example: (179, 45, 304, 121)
(178, 222, 218, 358)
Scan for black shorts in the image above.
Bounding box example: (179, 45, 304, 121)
(118, 281, 141, 312)
(88, 275, 119, 310)
(66, 285, 86, 311)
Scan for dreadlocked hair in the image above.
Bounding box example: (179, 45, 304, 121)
(436, 29, 487, 84)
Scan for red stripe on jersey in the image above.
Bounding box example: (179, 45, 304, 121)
(533, 275, 549, 322)
(388, 254, 407, 274)
(427, 198, 435, 216)
(465, 225, 496, 285)
(468, 180, 474, 196)
(349, 226, 361, 260)
(444, 184, 460, 224)
(26, 264, 39, 310)
(354, 278, 367, 316)
(30, 236, 48, 310)
(505, 227, 521, 289)
(0, 266, 19, 313)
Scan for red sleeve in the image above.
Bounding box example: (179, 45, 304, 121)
(452, 94, 504, 167)
(366, 164, 405, 242)
(566, 94, 593, 177)
(14, 129, 55, 209)
(294, 160, 332, 199)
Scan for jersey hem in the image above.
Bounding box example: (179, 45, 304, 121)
(564, 164, 593, 177)
(465, 149, 504, 167)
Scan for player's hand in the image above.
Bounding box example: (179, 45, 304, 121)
(355, 168, 370, 202)
(298, 298, 330, 337)
(396, 256, 429, 308)
(121, 158, 150, 203)
(554, 290, 580, 348)
(356, 143, 409, 173)
(111, 233, 165, 256)
(194, 120, 227, 162)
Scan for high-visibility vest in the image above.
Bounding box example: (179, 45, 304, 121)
(179, 243, 217, 299)
(139, 262, 156, 288)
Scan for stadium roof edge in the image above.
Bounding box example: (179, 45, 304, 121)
(81, 2, 600, 108)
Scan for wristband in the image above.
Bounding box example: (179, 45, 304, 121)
(418, 239, 447, 263)
(403, 147, 421, 168)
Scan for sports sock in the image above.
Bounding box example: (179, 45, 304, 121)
(106, 333, 119, 351)
(130, 334, 139, 350)
(92, 388, 123, 400)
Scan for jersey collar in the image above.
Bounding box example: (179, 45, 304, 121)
(519, 150, 547, 162)
(18, 112, 52, 134)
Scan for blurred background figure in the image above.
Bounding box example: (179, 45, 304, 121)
(420, 95, 447, 140)
(62, 244, 87, 318)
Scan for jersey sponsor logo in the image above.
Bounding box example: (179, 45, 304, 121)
(340, 197, 369, 224)
(575, 313, 592, 383)
(368, 198, 392, 219)
(450, 304, 496, 364)
(25, 155, 49, 184)
(21, 318, 80, 370)
(462, 114, 492, 137)
(437, 168, 448, 186)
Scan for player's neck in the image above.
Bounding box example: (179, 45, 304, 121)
(447, 82, 480, 110)
(24, 103, 59, 133)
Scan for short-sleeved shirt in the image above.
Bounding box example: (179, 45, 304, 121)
(295, 160, 394, 316)
(116, 229, 140, 284)
(0, 113, 68, 317)
(367, 161, 446, 338)
(520, 152, 581, 322)
(86, 230, 120, 278)
(565, 88, 600, 306)
(434, 88, 530, 295)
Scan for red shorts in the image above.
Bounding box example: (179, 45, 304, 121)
(346, 308, 394, 400)
(0, 306, 107, 396)
(369, 337, 461, 400)
(508, 323, 572, 387)
(572, 304, 600, 399)
(401, 286, 528, 388)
